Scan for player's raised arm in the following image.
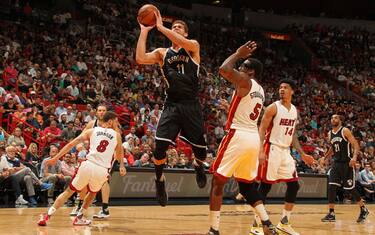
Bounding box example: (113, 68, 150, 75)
(135, 22, 164, 65)
(154, 10, 199, 59)
(219, 41, 257, 88)
(258, 103, 277, 164)
(47, 129, 93, 165)
(343, 127, 360, 166)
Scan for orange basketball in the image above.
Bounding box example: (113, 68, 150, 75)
(137, 4, 158, 26)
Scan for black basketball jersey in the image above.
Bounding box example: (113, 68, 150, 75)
(330, 126, 351, 162)
(161, 47, 199, 101)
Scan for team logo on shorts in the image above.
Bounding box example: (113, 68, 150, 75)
(347, 179, 353, 186)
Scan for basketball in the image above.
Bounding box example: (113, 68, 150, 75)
(137, 4, 158, 26)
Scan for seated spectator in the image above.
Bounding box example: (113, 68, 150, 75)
(0, 146, 52, 205)
(359, 163, 375, 195)
(25, 142, 42, 164)
(58, 114, 68, 130)
(84, 109, 96, 123)
(54, 100, 67, 118)
(40, 145, 71, 205)
(60, 153, 76, 177)
(133, 153, 151, 167)
(125, 126, 139, 142)
(42, 120, 62, 145)
(7, 127, 26, 148)
(141, 128, 154, 145)
(61, 121, 76, 141)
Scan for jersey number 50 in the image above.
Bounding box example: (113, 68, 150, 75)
(97, 140, 109, 153)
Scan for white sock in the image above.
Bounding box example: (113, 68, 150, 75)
(282, 209, 292, 222)
(251, 207, 262, 225)
(254, 204, 269, 221)
(209, 211, 220, 231)
(47, 206, 56, 216)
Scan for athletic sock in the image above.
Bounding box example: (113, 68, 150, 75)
(281, 209, 291, 223)
(47, 206, 56, 217)
(254, 204, 269, 222)
(209, 211, 220, 231)
(329, 208, 335, 214)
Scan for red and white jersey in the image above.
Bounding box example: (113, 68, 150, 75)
(86, 127, 118, 169)
(225, 79, 265, 132)
(266, 101, 298, 147)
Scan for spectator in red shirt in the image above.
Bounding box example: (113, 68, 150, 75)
(43, 120, 62, 144)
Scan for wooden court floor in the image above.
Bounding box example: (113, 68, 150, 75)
(0, 204, 373, 235)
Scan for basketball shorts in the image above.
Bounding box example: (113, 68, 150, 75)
(258, 143, 298, 183)
(210, 129, 259, 182)
(156, 100, 206, 149)
(329, 162, 355, 190)
(70, 160, 109, 193)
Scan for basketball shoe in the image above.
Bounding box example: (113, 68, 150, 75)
(207, 227, 220, 235)
(93, 209, 110, 219)
(249, 221, 264, 235)
(321, 212, 336, 222)
(356, 207, 369, 223)
(37, 214, 49, 226)
(73, 216, 91, 226)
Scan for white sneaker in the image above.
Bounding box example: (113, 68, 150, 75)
(93, 209, 110, 219)
(73, 216, 91, 226)
(15, 195, 29, 205)
(70, 206, 79, 216)
(249, 224, 264, 235)
(276, 222, 300, 235)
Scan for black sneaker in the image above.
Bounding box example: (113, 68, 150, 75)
(356, 208, 369, 223)
(207, 227, 220, 235)
(262, 224, 279, 235)
(194, 164, 207, 188)
(155, 179, 168, 207)
(321, 212, 336, 222)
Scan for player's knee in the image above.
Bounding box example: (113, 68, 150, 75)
(192, 146, 207, 162)
(238, 182, 262, 207)
(285, 181, 300, 203)
(259, 182, 272, 199)
(154, 140, 170, 160)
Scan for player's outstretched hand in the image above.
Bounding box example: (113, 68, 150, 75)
(236, 41, 257, 59)
(138, 22, 154, 32)
(154, 9, 163, 30)
(301, 154, 316, 167)
(119, 166, 127, 176)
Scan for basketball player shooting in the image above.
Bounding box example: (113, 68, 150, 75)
(37, 111, 126, 226)
(255, 80, 316, 235)
(136, 7, 207, 207)
(208, 41, 278, 235)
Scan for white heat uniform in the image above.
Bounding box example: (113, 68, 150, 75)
(210, 79, 264, 182)
(70, 127, 117, 192)
(258, 101, 298, 183)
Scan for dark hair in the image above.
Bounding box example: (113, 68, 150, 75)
(103, 111, 117, 122)
(279, 79, 297, 91)
(96, 104, 107, 110)
(242, 58, 263, 79)
(172, 20, 189, 34)
(333, 114, 344, 122)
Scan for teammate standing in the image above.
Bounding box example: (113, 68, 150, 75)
(37, 111, 126, 226)
(321, 114, 369, 223)
(136, 9, 207, 206)
(208, 41, 278, 235)
(255, 80, 315, 235)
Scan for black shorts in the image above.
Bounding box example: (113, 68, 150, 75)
(156, 100, 206, 149)
(329, 162, 355, 190)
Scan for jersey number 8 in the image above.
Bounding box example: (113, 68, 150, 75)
(97, 140, 109, 153)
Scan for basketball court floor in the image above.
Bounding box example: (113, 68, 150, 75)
(0, 204, 373, 234)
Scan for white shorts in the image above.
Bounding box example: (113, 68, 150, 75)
(70, 160, 109, 193)
(210, 129, 259, 183)
(258, 143, 298, 183)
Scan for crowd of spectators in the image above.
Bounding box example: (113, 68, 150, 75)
(288, 24, 375, 100)
(0, 0, 373, 205)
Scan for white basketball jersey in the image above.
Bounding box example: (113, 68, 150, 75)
(226, 79, 265, 132)
(86, 127, 117, 169)
(267, 101, 298, 147)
